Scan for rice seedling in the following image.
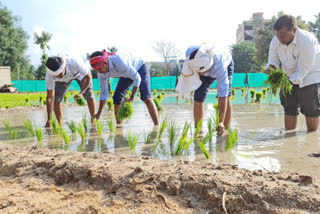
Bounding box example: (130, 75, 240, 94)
(23, 119, 35, 136)
(128, 130, 139, 150)
(231, 89, 235, 96)
(264, 68, 292, 96)
(144, 130, 153, 144)
(82, 114, 88, 133)
(207, 118, 214, 140)
(153, 97, 163, 111)
(50, 117, 61, 135)
(66, 121, 77, 133)
(199, 141, 210, 159)
(241, 87, 245, 95)
(117, 102, 134, 123)
(167, 120, 179, 146)
(96, 120, 104, 136)
(195, 119, 203, 137)
(75, 97, 86, 106)
(76, 123, 86, 140)
(34, 126, 43, 141)
(157, 117, 167, 140)
(157, 94, 163, 102)
(152, 139, 162, 151)
(262, 88, 267, 95)
(2, 120, 20, 139)
(175, 122, 193, 155)
(107, 99, 114, 111)
(225, 128, 239, 151)
(153, 89, 157, 96)
(255, 92, 263, 102)
(61, 128, 70, 144)
(25, 98, 29, 103)
(161, 91, 165, 95)
(106, 119, 115, 132)
(3, 120, 11, 133)
(64, 94, 69, 103)
(210, 105, 220, 132)
(249, 90, 255, 98)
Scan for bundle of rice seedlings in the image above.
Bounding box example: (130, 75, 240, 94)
(157, 117, 167, 140)
(157, 94, 163, 102)
(264, 68, 292, 96)
(161, 91, 165, 95)
(96, 120, 104, 136)
(76, 123, 86, 140)
(107, 99, 114, 111)
(106, 119, 115, 132)
(117, 102, 134, 123)
(66, 121, 77, 133)
(225, 128, 239, 151)
(61, 128, 70, 144)
(153, 89, 157, 96)
(241, 87, 245, 95)
(50, 117, 61, 135)
(34, 126, 43, 141)
(128, 130, 138, 150)
(262, 88, 267, 95)
(167, 120, 179, 146)
(82, 114, 88, 133)
(249, 90, 255, 98)
(175, 122, 193, 155)
(23, 119, 35, 136)
(255, 92, 263, 102)
(75, 97, 85, 106)
(9, 128, 19, 139)
(231, 89, 235, 96)
(153, 97, 163, 111)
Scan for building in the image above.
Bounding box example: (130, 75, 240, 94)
(236, 13, 270, 43)
(0, 66, 11, 88)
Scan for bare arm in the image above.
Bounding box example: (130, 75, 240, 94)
(45, 89, 55, 127)
(74, 72, 92, 98)
(217, 97, 228, 135)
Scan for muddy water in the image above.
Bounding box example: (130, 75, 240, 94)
(0, 89, 319, 178)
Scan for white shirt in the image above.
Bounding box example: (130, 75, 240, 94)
(45, 56, 90, 90)
(266, 28, 320, 88)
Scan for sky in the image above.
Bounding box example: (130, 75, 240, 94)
(1, 0, 319, 66)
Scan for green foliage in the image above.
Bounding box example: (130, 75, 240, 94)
(262, 88, 267, 95)
(0, 4, 35, 80)
(96, 120, 104, 136)
(34, 31, 52, 79)
(161, 91, 165, 95)
(66, 121, 77, 133)
(157, 117, 167, 140)
(64, 94, 69, 103)
(231, 42, 259, 73)
(231, 89, 235, 96)
(153, 97, 163, 111)
(106, 120, 115, 132)
(76, 123, 85, 140)
(61, 128, 70, 144)
(117, 102, 134, 123)
(310, 13, 320, 42)
(195, 119, 203, 137)
(264, 68, 292, 96)
(50, 117, 61, 135)
(198, 133, 211, 159)
(175, 122, 192, 155)
(82, 114, 88, 133)
(249, 90, 256, 98)
(128, 131, 138, 150)
(168, 120, 179, 146)
(225, 128, 239, 151)
(23, 119, 35, 136)
(157, 94, 163, 102)
(75, 97, 86, 106)
(255, 92, 263, 102)
(153, 89, 157, 96)
(107, 99, 114, 111)
(207, 118, 214, 140)
(241, 87, 245, 94)
(144, 130, 153, 144)
(2, 120, 19, 139)
(34, 126, 43, 141)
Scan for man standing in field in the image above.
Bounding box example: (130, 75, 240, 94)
(265, 15, 320, 132)
(45, 55, 96, 127)
(176, 44, 234, 136)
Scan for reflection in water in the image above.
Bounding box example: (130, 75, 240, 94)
(1, 89, 320, 178)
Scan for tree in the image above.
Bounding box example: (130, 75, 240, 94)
(231, 42, 259, 73)
(310, 13, 320, 42)
(34, 31, 52, 79)
(0, 3, 34, 80)
(153, 40, 181, 76)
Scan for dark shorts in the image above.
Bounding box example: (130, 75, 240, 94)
(54, 78, 94, 102)
(113, 64, 152, 105)
(194, 61, 234, 102)
(280, 83, 320, 117)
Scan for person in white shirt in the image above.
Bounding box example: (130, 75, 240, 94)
(266, 15, 320, 132)
(45, 56, 96, 127)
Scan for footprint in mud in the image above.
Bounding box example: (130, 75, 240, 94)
(308, 153, 320, 158)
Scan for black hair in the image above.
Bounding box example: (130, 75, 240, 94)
(46, 57, 63, 71)
(273, 15, 297, 31)
(189, 49, 199, 60)
(90, 51, 104, 58)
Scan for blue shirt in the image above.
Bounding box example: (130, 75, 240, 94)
(186, 46, 233, 97)
(97, 54, 144, 100)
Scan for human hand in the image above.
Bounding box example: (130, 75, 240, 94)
(124, 97, 134, 103)
(74, 93, 83, 99)
(217, 122, 225, 136)
(94, 113, 101, 120)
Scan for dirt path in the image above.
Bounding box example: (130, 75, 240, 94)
(0, 144, 319, 213)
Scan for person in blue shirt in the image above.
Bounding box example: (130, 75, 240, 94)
(89, 50, 158, 125)
(176, 44, 234, 135)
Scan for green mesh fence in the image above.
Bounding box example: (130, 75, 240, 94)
(11, 73, 268, 92)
